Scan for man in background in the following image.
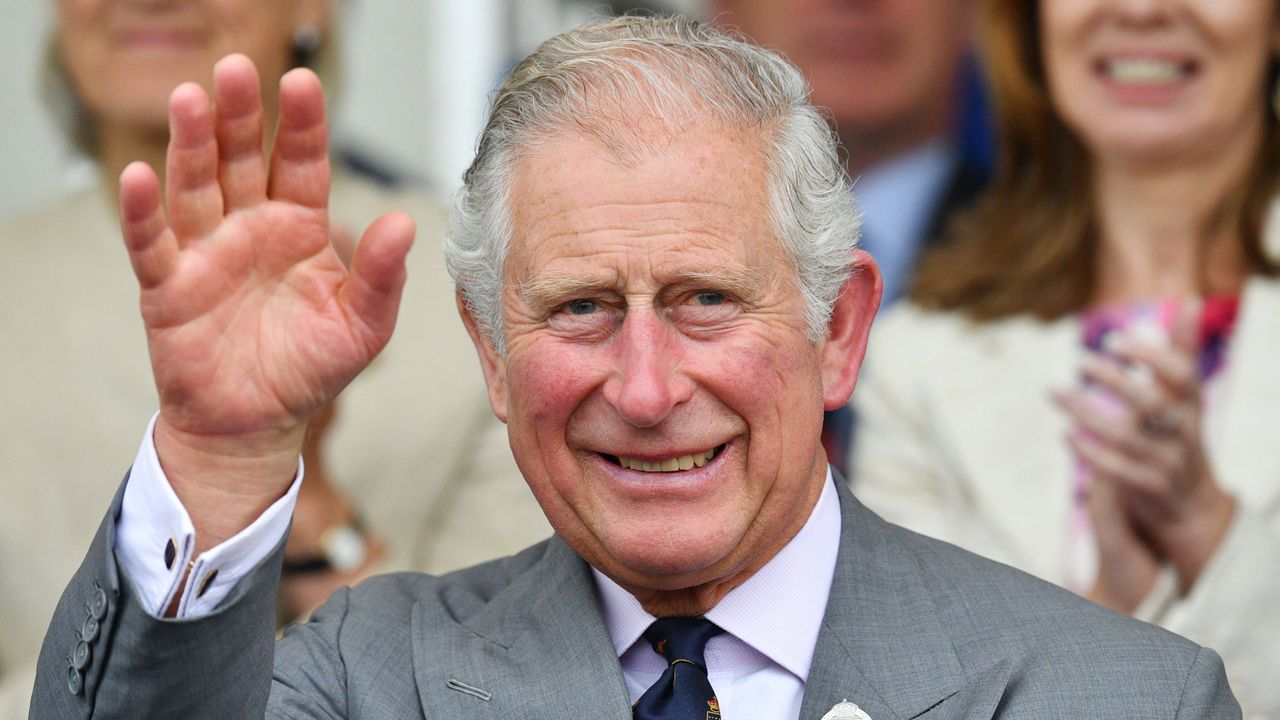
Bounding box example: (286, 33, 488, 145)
(711, 0, 990, 473)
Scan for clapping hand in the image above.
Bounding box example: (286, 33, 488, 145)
(119, 54, 414, 553)
(1054, 302, 1237, 606)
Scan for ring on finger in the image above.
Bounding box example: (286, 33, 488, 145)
(1139, 408, 1182, 437)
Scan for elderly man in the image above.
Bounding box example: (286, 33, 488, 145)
(32, 17, 1235, 720)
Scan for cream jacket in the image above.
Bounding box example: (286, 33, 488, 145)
(853, 273, 1280, 718)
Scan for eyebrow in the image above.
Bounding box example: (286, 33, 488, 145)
(518, 267, 766, 309)
(518, 275, 621, 310)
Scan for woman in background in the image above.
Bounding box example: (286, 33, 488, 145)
(852, 0, 1279, 715)
(0, 2, 545, 716)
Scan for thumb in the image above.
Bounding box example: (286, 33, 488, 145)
(341, 211, 415, 349)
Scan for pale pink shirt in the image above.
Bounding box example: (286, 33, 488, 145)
(595, 471, 841, 720)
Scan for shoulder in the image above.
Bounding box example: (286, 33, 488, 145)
(862, 301, 1076, 392)
(872, 301, 1070, 353)
(876, 513, 1228, 707)
(306, 539, 557, 632)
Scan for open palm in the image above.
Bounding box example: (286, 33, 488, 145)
(119, 55, 413, 522)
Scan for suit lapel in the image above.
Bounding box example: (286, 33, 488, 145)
(800, 480, 1011, 720)
(410, 538, 632, 719)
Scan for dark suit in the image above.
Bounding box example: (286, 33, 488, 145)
(32, 476, 1238, 719)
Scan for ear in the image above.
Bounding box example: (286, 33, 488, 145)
(819, 249, 883, 410)
(457, 291, 509, 423)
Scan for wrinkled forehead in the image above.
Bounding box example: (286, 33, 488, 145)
(503, 124, 786, 287)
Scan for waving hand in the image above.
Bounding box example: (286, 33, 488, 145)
(120, 55, 414, 550)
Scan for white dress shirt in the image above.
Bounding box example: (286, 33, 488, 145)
(117, 422, 841, 720)
(594, 472, 842, 720)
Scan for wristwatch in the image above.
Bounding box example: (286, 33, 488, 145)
(281, 521, 368, 575)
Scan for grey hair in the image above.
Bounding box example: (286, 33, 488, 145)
(446, 15, 860, 354)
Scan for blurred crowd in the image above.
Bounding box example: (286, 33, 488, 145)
(1, 1, 1276, 718)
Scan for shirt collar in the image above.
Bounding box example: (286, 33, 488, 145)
(592, 469, 842, 681)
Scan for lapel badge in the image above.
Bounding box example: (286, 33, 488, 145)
(821, 699, 871, 720)
(706, 697, 721, 720)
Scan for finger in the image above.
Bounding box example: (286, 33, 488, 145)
(119, 162, 180, 289)
(213, 54, 267, 212)
(1055, 388, 1150, 458)
(1111, 335, 1198, 397)
(340, 212, 415, 348)
(166, 82, 224, 241)
(1086, 473, 1135, 540)
(1079, 351, 1163, 415)
(268, 68, 330, 209)
(1069, 432, 1166, 496)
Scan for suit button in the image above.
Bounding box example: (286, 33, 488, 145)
(67, 667, 83, 696)
(81, 615, 100, 643)
(71, 640, 91, 670)
(90, 585, 108, 620)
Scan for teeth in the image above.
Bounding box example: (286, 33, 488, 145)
(1104, 58, 1184, 85)
(618, 448, 717, 473)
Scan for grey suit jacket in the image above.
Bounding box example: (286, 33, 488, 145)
(31, 476, 1239, 719)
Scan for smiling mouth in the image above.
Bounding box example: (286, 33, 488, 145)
(1097, 57, 1196, 85)
(602, 445, 725, 473)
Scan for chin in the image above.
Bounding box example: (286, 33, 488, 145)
(591, 524, 748, 591)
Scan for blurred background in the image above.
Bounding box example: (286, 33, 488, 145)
(0, 0, 698, 220)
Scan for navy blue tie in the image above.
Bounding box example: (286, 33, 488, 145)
(633, 617, 724, 720)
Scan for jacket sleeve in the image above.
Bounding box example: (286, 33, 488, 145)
(29, 474, 281, 720)
(1173, 647, 1242, 720)
(1141, 507, 1280, 719)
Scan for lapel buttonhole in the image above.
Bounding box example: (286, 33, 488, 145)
(446, 678, 493, 701)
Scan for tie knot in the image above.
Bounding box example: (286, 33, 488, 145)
(643, 617, 724, 669)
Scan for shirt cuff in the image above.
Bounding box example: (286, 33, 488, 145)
(116, 413, 303, 618)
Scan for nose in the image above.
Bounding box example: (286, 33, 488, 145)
(1111, 0, 1172, 24)
(601, 307, 694, 428)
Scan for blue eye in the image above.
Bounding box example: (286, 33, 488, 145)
(694, 291, 726, 306)
(566, 299, 598, 315)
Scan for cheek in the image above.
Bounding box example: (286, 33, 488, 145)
(505, 343, 597, 429)
(707, 334, 823, 422)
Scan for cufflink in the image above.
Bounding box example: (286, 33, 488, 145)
(822, 700, 872, 720)
(196, 568, 219, 598)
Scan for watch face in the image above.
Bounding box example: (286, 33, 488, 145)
(321, 524, 367, 572)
